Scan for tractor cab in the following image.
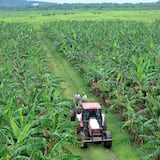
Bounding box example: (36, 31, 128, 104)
(81, 103, 102, 128)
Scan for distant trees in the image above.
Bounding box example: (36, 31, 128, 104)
(0, 2, 160, 11)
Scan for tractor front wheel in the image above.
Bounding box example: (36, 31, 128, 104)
(104, 130, 112, 148)
(81, 142, 88, 149)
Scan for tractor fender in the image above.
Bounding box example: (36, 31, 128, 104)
(102, 114, 106, 127)
(80, 121, 83, 127)
(76, 113, 83, 127)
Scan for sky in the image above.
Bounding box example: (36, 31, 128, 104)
(28, 0, 158, 4)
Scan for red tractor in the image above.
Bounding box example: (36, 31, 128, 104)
(72, 102, 112, 148)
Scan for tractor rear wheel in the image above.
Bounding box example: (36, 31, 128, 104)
(103, 119, 107, 131)
(104, 130, 112, 148)
(76, 125, 81, 134)
(81, 142, 88, 148)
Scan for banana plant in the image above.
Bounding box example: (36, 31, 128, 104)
(141, 131, 160, 160)
(42, 20, 160, 159)
(0, 22, 79, 160)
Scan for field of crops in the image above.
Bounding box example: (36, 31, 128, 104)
(1, 9, 160, 26)
(42, 20, 160, 160)
(0, 7, 160, 160)
(0, 22, 81, 160)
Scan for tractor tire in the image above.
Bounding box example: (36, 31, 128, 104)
(71, 104, 76, 121)
(104, 130, 112, 148)
(103, 119, 107, 131)
(81, 142, 88, 149)
(71, 115, 75, 121)
(76, 125, 81, 134)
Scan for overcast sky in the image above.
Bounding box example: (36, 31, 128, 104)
(28, 0, 158, 4)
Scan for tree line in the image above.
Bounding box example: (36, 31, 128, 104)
(0, 2, 160, 11)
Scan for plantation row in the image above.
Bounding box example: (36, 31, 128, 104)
(0, 22, 80, 160)
(42, 20, 160, 160)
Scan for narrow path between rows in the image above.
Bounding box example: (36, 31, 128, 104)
(39, 33, 142, 160)
(42, 35, 95, 101)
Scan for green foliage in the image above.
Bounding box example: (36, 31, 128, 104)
(141, 131, 160, 160)
(0, 22, 78, 159)
(42, 20, 160, 160)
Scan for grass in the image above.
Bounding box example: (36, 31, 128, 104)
(41, 34, 95, 100)
(1, 9, 160, 30)
(1, 9, 160, 25)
